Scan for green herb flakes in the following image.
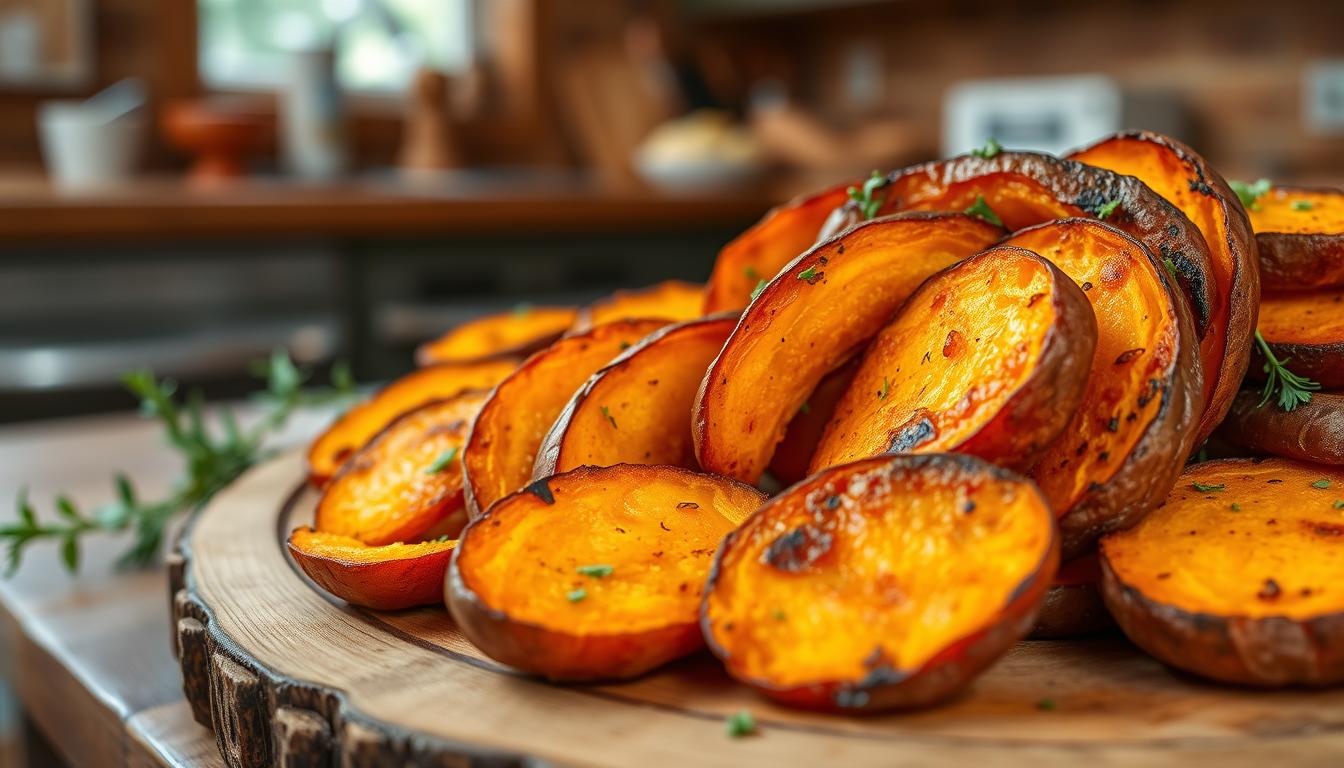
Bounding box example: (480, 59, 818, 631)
(1191, 482, 1225, 493)
(602, 405, 618, 429)
(577, 564, 613, 578)
(425, 447, 459, 474)
(1230, 178, 1271, 210)
(964, 195, 1003, 227)
(1292, 200, 1314, 211)
(566, 588, 587, 603)
(1096, 199, 1121, 219)
(1312, 479, 1331, 489)
(1230, 503, 1241, 512)
(878, 376, 891, 400)
(749, 278, 768, 301)
(847, 170, 887, 220)
(1254, 330, 1319, 411)
(725, 709, 757, 738)
(797, 265, 819, 281)
(970, 137, 1002, 159)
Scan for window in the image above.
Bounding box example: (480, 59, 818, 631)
(198, 0, 473, 92)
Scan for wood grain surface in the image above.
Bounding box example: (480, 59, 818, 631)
(176, 450, 1344, 767)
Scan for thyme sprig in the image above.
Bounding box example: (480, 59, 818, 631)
(3, 350, 356, 576)
(1254, 330, 1319, 412)
(847, 170, 889, 220)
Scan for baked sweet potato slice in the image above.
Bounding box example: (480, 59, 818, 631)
(694, 212, 1003, 483)
(447, 464, 766, 681)
(1101, 458, 1344, 686)
(315, 390, 489, 546)
(288, 527, 455, 611)
(704, 182, 853, 314)
(701, 453, 1058, 711)
(415, 305, 578, 366)
(1246, 185, 1344, 291)
(809, 245, 1096, 474)
(835, 151, 1217, 339)
(1070, 131, 1259, 444)
(307, 359, 516, 484)
(462, 318, 668, 516)
(1219, 390, 1344, 465)
(1001, 220, 1202, 559)
(570, 280, 705, 333)
(1031, 554, 1113, 639)
(768, 357, 859, 487)
(534, 314, 735, 477)
(1250, 290, 1344, 388)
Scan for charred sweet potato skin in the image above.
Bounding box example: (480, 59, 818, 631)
(534, 314, 736, 478)
(695, 212, 1003, 484)
(704, 183, 853, 314)
(1070, 131, 1259, 445)
(768, 358, 860, 487)
(701, 453, 1058, 711)
(415, 306, 578, 366)
(1002, 220, 1202, 559)
(315, 391, 488, 546)
(809, 245, 1096, 474)
(1219, 390, 1344, 466)
(1249, 186, 1344, 291)
(570, 280, 705, 333)
(447, 464, 766, 681)
(288, 528, 454, 610)
(306, 359, 516, 485)
(1100, 458, 1344, 686)
(462, 318, 668, 517)
(1250, 290, 1344, 388)
(1031, 554, 1113, 639)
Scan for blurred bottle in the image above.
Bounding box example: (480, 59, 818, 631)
(281, 48, 349, 180)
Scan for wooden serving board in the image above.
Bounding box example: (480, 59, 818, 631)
(170, 451, 1344, 767)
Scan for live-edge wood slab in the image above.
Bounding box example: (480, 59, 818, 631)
(172, 450, 1344, 767)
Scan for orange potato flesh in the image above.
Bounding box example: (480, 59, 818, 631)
(447, 464, 766, 680)
(533, 315, 735, 477)
(702, 453, 1058, 711)
(810, 245, 1095, 474)
(768, 358, 860, 487)
(571, 280, 705, 332)
(1246, 186, 1344, 291)
(694, 213, 1003, 484)
(1000, 220, 1201, 557)
(415, 306, 578, 366)
(1100, 459, 1344, 685)
(315, 391, 488, 546)
(462, 318, 668, 516)
(1251, 290, 1344, 388)
(1249, 186, 1344, 235)
(704, 183, 853, 314)
(1070, 132, 1259, 445)
(898, 171, 1084, 231)
(306, 359, 516, 484)
(288, 527, 455, 611)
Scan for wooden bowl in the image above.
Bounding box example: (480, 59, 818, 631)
(160, 99, 271, 181)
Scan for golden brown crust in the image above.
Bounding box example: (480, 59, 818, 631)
(287, 528, 455, 611)
(1218, 390, 1344, 465)
(1250, 290, 1344, 389)
(569, 280, 706, 333)
(415, 306, 578, 366)
(1246, 185, 1344, 291)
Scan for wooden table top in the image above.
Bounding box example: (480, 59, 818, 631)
(0, 407, 329, 767)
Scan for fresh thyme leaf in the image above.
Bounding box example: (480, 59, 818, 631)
(1162, 257, 1180, 282)
(1334, 500, 1344, 510)
(1191, 482, 1225, 492)
(725, 709, 757, 738)
(878, 376, 891, 400)
(964, 195, 1003, 227)
(425, 447, 459, 474)
(566, 588, 587, 602)
(577, 564, 613, 578)
(1292, 200, 1314, 211)
(970, 137, 1002, 159)
(749, 278, 768, 301)
(1312, 479, 1331, 489)
(797, 265, 819, 281)
(846, 170, 888, 220)
(1229, 178, 1271, 211)
(1231, 503, 1241, 512)
(1254, 330, 1319, 412)
(1096, 199, 1121, 219)
(602, 405, 618, 429)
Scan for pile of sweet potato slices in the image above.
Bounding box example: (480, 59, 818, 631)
(288, 130, 1344, 707)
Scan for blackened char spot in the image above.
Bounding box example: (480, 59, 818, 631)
(762, 525, 833, 572)
(889, 417, 936, 453)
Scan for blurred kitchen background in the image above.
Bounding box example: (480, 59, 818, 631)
(2, 0, 1343, 423)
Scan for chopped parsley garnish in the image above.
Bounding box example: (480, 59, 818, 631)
(1162, 257, 1180, 282)
(1191, 482, 1225, 492)
(577, 564, 613, 578)
(1230, 503, 1241, 512)
(878, 376, 891, 400)
(601, 405, 618, 429)
(1036, 698, 1057, 711)
(1312, 479, 1331, 489)
(424, 447, 459, 474)
(847, 170, 888, 220)
(1255, 330, 1319, 412)
(1096, 199, 1121, 219)
(743, 265, 760, 281)
(1230, 178, 1271, 211)
(566, 588, 587, 603)
(1334, 500, 1344, 510)
(964, 195, 1003, 227)
(749, 278, 768, 301)
(1292, 200, 1314, 211)
(797, 265, 819, 281)
(725, 709, 757, 738)
(970, 137, 1002, 159)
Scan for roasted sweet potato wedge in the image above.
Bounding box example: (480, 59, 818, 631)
(315, 390, 489, 546)
(694, 212, 1003, 483)
(288, 527, 455, 611)
(1250, 290, 1344, 388)
(841, 150, 1218, 339)
(768, 358, 859, 487)
(1001, 220, 1202, 559)
(704, 182, 853, 313)
(447, 464, 766, 681)
(809, 245, 1096, 474)
(462, 318, 668, 516)
(415, 305, 578, 366)
(306, 359, 516, 484)
(1031, 554, 1113, 639)
(1100, 458, 1344, 686)
(1246, 185, 1344, 291)
(533, 314, 736, 477)
(570, 280, 705, 332)
(1219, 390, 1344, 465)
(1071, 131, 1259, 444)
(701, 453, 1058, 711)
